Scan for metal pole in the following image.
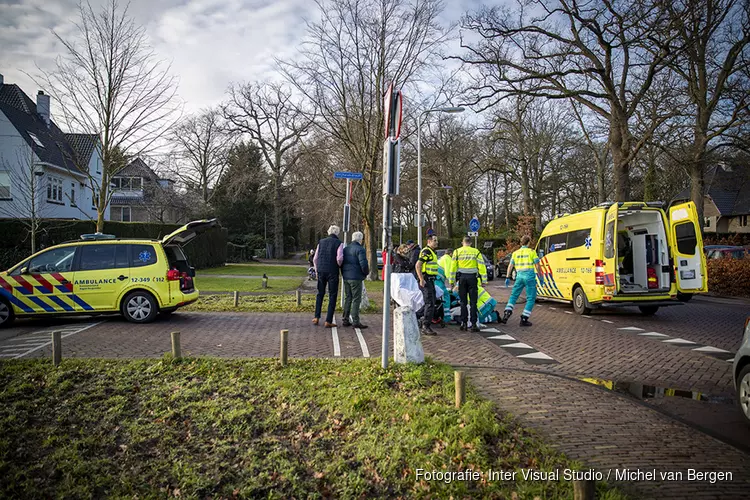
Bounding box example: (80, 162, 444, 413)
(382, 189, 392, 370)
(341, 179, 351, 308)
(417, 113, 423, 248)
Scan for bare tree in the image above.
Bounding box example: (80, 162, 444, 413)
(0, 146, 50, 253)
(170, 108, 231, 206)
(455, 0, 681, 201)
(223, 82, 311, 258)
(280, 0, 449, 279)
(667, 0, 750, 225)
(38, 0, 180, 231)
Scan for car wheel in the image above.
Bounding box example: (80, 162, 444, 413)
(738, 365, 750, 426)
(572, 286, 592, 315)
(122, 291, 158, 323)
(638, 306, 660, 316)
(0, 299, 15, 328)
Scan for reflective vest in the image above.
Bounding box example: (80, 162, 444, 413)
(511, 246, 539, 272)
(437, 254, 452, 280)
(450, 246, 488, 284)
(477, 286, 492, 308)
(419, 247, 439, 276)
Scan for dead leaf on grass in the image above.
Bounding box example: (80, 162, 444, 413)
(402, 413, 410, 422)
(314, 471, 325, 479)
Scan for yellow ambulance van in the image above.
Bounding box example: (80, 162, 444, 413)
(534, 201, 707, 315)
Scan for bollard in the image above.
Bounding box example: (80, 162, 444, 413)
(573, 479, 595, 500)
(233, 291, 239, 307)
(171, 331, 181, 359)
(455, 371, 465, 408)
(295, 290, 302, 306)
(262, 277, 268, 288)
(52, 331, 62, 367)
(280, 329, 288, 366)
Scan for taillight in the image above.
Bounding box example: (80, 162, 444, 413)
(595, 259, 605, 285)
(647, 267, 658, 289)
(167, 269, 180, 281)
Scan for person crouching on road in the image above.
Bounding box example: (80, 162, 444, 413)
(342, 231, 369, 329)
(501, 235, 544, 327)
(450, 236, 488, 333)
(416, 235, 440, 336)
(313, 225, 344, 328)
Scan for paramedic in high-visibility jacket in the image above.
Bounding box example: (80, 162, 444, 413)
(501, 235, 545, 327)
(450, 236, 488, 332)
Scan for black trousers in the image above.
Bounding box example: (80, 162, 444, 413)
(458, 273, 478, 325)
(421, 278, 436, 326)
(315, 271, 339, 323)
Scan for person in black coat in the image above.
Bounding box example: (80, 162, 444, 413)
(341, 231, 370, 328)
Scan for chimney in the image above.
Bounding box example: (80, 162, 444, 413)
(37, 90, 51, 126)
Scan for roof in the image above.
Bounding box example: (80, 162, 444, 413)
(674, 164, 750, 216)
(113, 157, 160, 181)
(0, 83, 96, 174)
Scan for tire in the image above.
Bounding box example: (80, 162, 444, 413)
(572, 286, 592, 315)
(121, 291, 159, 323)
(0, 299, 15, 328)
(677, 292, 693, 303)
(737, 365, 750, 426)
(638, 306, 660, 316)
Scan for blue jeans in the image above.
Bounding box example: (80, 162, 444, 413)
(504, 270, 537, 318)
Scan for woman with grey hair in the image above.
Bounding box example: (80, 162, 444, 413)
(341, 230, 370, 328)
(312, 225, 344, 327)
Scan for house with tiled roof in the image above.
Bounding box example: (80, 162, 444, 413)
(0, 73, 108, 221)
(674, 162, 750, 233)
(110, 157, 183, 223)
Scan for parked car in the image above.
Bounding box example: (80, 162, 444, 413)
(704, 245, 748, 260)
(733, 317, 750, 426)
(496, 253, 513, 279)
(377, 250, 383, 269)
(482, 255, 495, 281)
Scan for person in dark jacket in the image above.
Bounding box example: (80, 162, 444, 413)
(313, 225, 344, 327)
(342, 231, 370, 328)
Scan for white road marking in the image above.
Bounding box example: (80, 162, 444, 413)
(549, 307, 557, 310)
(501, 342, 534, 349)
(11, 322, 103, 359)
(601, 320, 614, 324)
(638, 332, 668, 337)
(331, 327, 341, 357)
(565, 311, 573, 315)
(487, 334, 516, 341)
(517, 352, 555, 360)
(692, 346, 731, 354)
(618, 327, 645, 331)
(354, 328, 369, 358)
(662, 338, 696, 345)
(582, 315, 592, 319)
(481, 328, 500, 333)
(727, 358, 735, 363)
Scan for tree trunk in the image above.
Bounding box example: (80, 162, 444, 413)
(609, 110, 631, 201)
(273, 171, 284, 259)
(520, 160, 531, 216)
(96, 184, 107, 232)
(596, 150, 606, 204)
(364, 191, 378, 280)
(689, 133, 709, 233)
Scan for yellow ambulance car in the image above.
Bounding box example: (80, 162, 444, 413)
(534, 202, 707, 315)
(0, 219, 217, 327)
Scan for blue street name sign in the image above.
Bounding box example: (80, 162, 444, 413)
(334, 171, 364, 180)
(469, 217, 480, 232)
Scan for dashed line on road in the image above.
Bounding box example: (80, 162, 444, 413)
(601, 320, 614, 324)
(618, 328, 736, 362)
(479, 328, 558, 365)
(618, 326, 645, 331)
(331, 326, 341, 357)
(354, 328, 370, 358)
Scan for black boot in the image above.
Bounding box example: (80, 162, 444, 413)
(470, 324, 480, 333)
(421, 325, 437, 336)
(520, 316, 532, 327)
(500, 310, 512, 324)
(459, 322, 467, 331)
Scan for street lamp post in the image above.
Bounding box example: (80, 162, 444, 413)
(417, 106, 465, 247)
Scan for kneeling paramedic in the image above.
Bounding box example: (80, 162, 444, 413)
(450, 236, 488, 332)
(416, 235, 440, 336)
(501, 235, 544, 327)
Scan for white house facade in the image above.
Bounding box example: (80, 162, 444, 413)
(0, 73, 108, 222)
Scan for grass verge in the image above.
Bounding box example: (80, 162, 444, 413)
(199, 264, 308, 277)
(186, 294, 380, 314)
(195, 277, 303, 293)
(0, 358, 625, 499)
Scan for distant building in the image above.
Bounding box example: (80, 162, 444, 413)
(110, 157, 183, 223)
(675, 163, 750, 234)
(0, 73, 107, 221)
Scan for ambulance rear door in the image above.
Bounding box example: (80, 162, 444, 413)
(668, 202, 708, 293)
(602, 203, 619, 295)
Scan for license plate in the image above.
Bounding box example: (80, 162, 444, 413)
(680, 269, 696, 280)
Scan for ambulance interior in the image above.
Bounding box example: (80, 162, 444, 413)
(616, 210, 671, 293)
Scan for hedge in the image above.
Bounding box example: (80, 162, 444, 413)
(706, 258, 750, 298)
(0, 219, 226, 271)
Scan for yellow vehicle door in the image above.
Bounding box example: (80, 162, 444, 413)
(4, 246, 78, 314)
(668, 202, 708, 293)
(127, 242, 162, 291)
(602, 203, 619, 295)
(73, 244, 130, 311)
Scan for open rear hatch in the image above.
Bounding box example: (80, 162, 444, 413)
(162, 219, 219, 246)
(162, 219, 219, 292)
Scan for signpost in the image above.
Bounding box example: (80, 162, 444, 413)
(334, 171, 361, 307)
(381, 82, 403, 370)
(469, 217, 480, 247)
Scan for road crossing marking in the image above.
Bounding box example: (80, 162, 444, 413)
(2, 322, 103, 359)
(517, 352, 555, 360)
(601, 320, 614, 324)
(638, 332, 668, 337)
(692, 346, 730, 354)
(354, 328, 370, 358)
(331, 326, 341, 357)
(487, 334, 515, 341)
(618, 326, 645, 331)
(662, 338, 697, 345)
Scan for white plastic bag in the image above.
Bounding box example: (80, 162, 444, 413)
(360, 281, 370, 310)
(390, 273, 425, 311)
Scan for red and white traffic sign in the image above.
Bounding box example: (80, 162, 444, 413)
(383, 82, 403, 140)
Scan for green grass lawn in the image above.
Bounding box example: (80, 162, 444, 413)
(195, 276, 304, 293)
(0, 358, 625, 499)
(186, 293, 380, 314)
(199, 264, 308, 277)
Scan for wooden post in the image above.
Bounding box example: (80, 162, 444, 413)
(171, 331, 181, 359)
(280, 329, 288, 366)
(295, 290, 301, 306)
(233, 291, 239, 307)
(262, 277, 268, 288)
(51, 331, 61, 367)
(455, 371, 465, 408)
(573, 479, 595, 500)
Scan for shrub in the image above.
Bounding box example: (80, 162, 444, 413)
(706, 258, 750, 297)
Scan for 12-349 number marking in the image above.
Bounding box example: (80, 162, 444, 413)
(130, 277, 165, 283)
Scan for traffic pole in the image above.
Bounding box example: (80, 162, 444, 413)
(341, 179, 351, 309)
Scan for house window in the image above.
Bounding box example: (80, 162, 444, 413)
(704, 218, 711, 228)
(112, 177, 143, 191)
(46, 176, 63, 203)
(70, 183, 76, 207)
(121, 206, 131, 222)
(0, 170, 10, 199)
(92, 188, 100, 209)
(27, 132, 44, 148)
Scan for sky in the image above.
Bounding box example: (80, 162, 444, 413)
(0, 0, 484, 117)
